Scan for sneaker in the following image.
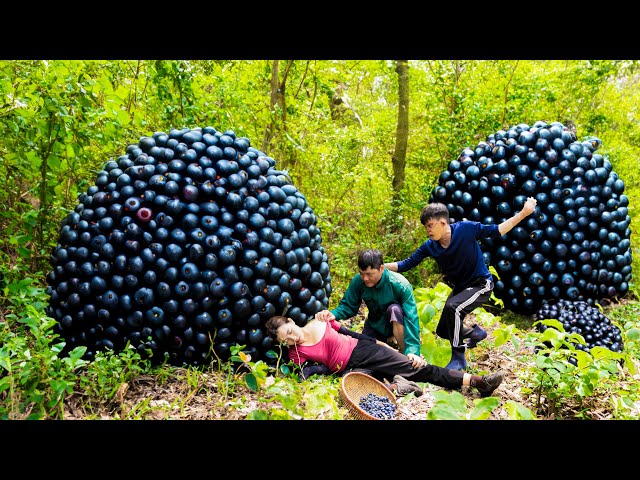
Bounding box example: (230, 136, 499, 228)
(475, 371, 505, 397)
(445, 346, 467, 371)
(392, 375, 423, 397)
(463, 324, 487, 348)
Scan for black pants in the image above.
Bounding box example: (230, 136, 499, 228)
(436, 278, 493, 348)
(344, 339, 464, 390)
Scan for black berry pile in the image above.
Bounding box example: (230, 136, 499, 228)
(45, 127, 331, 366)
(535, 299, 623, 362)
(358, 392, 396, 419)
(430, 121, 632, 315)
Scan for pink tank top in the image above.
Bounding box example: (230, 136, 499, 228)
(287, 320, 358, 373)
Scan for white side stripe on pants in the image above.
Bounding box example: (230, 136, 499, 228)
(452, 279, 492, 347)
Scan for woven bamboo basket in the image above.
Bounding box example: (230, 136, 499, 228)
(339, 371, 397, 420)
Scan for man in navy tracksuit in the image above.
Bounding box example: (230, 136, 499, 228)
(385, 198, 536, 370)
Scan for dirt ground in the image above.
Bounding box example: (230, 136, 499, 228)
(60, 312, 539, 420)
(61, 309, 636, 421)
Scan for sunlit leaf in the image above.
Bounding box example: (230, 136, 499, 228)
(504, 400, 537, 420)
(245, 373, 258, 391)
(469, 396, 500, 419)
(626, 328, 640, 342)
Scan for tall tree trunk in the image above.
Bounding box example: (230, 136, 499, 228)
(385, 60, 410, 234)
(262, 60, 294, 170)
(391, 60, 409, 212)
(37, 119, 56, 248)
(262, 60, 280, 153)
(501, 60, 519, 126)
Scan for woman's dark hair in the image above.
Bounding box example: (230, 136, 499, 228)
(265, 315, 291, 339)
(420, 202, 450, 226)
(357, 248, 383, 270)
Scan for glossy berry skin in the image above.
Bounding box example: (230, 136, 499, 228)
(535, 298, 624, 353)
(358, 393, 396, 420)
(46, 127, 331, 367)
(432, 122, 631, 315)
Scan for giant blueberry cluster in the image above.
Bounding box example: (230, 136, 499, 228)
(431, 121, 632, 315)
(535, 299, 624, 359)
(358, 392, 396, 419)
(45, 127, 331, 367)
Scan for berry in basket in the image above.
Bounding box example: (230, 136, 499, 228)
(359, 393, 396, 419)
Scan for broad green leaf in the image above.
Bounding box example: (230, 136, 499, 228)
(65, 143, 75, 158)
(626, 357, 638, 376)
(626, 328, 640, 342)
(590, 346, 623, 361)
(426, 406, 462, 420)
(575, 350, 593, 368)
(245, 373, 258, 392)
(493, 328, 511, 347)
(433, 282, 452, 298)
(535, 356, 554, 369)
(25, 151, 41, 169)
(246, 409, 269, 419)
(419, 303, 436, 323)
(473, 308, 496, 325)
(116, 109, 131, 125)
(278, 392, 300, 411)
(304, 389, 336, 416)
(504, 400, 537, 420)
(0, 377, 11, 394)
(114, 85, 130, 102)
(575, 379, 594, 397)
(551, 361, 567, 373)
(0, 354, 11, 372)
(469, 396, 500, 419)
(432, 389, 467, 413)
(536, 319, 564, 333)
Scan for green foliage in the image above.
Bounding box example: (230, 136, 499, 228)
(228, 346, 272, 392)
(214, 343, 346, 419)
(2, 59, 640, 419)
(0, 274, 87, 419)
(78, 345, 151, 409)
(414, 282, 519, 367)
(503, 400, 537, 420)
(247, 372, 344, 420)
(414, 282, 452, 366)
(425, 389, 501, 420)
(491, 323, 522, 350)
(519, 320, 632, 418)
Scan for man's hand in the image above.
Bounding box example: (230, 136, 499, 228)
(314, 310, 335, 322)
(522, 196, 537, 216)
(498, 196, 538, 236)
(407, 353, 426, 368)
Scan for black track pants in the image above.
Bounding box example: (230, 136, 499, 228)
(436, 278, 493, 348)
(344, 339, 464, 390)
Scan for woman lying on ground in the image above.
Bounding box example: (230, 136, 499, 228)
(265, 315, 504, 397)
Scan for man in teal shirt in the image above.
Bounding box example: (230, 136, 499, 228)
(316, 249, 426, 368)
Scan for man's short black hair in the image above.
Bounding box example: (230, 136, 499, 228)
(357, 249, 383, 270)
(420, 202, 450, 226)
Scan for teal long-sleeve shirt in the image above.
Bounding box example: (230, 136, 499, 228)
(329, 268, 422, 356)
